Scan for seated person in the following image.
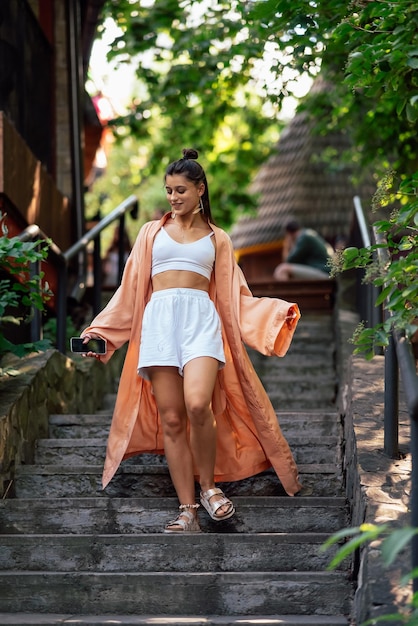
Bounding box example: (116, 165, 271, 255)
(274, 220, 333, 281)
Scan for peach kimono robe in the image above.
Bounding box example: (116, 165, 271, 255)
(83, 213, 302, 496)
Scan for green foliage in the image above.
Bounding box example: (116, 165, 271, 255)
(0, 211, 53, 365)
(94, 0, 418, 222)
(252, 0, 418, 177)
(91, 0, 285, 228)
(42, 315, 79, 352)
(331, 171, 418, 358)
(335, 1, 418, 173)
(84, 137, 148, 247)
(92, 0, 418, 352)
(322, 523, 418, 623)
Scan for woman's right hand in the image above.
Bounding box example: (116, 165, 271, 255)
(80, 333, 103, 359)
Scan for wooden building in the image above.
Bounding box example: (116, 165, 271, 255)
(230, 81, 375, 288)
(0, 0, 106, 252)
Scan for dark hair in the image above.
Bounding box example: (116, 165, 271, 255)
(285, 219, 301, 233)
(165, 148, 212, 221)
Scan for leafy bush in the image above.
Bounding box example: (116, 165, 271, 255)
(0, 211, 53, 365)
(331, 172, 418, 359)
(42, 315, 79, 352)
(322, 523, 418, 624)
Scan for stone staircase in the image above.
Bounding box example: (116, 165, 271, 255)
(0, 312, 354, 625)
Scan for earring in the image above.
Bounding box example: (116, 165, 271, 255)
(192, 196, 203, 215)
(200, 197, 204, 211)
(171, 211, 176, 219)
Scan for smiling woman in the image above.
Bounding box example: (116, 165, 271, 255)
(80, 147, 301, 534)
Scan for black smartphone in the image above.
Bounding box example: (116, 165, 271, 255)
(70, 337, 107, 354)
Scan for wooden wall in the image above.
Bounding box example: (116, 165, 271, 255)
(0, 112, 71, 251)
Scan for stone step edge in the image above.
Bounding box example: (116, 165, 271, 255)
(0, 612, 349, 625)
(0, 570, 348, 581)
(14, 463, 340, 476)
(36, 435, 340, 448)
(0, 495, 347, 508)
(48, 410, 339, 422)
(0, 531, 335, 543)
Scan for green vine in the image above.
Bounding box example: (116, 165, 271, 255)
(0, 211, 53, 370)
(331, 172, 418, 360)
(322, 523, 418, 624)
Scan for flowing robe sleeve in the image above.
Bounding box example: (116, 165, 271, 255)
(81, 220, 161, 487)
(209, 226, 302, 495)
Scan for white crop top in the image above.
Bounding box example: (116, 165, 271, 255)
(151, 227, 215, 280)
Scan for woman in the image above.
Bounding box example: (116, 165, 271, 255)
(81, 148, 302, 534)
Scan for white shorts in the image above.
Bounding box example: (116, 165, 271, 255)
(138, 288, 225, 380)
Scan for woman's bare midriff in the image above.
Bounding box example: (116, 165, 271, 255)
(152, 270, 210, 292)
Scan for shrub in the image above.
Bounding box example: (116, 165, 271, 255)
(0, 211, 53, 367)
(331, 172, 418, 359)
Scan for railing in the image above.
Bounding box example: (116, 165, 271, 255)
(17, 224, 64, 344)
(352, 195, 418, 591)
(17, 194, 138, 353)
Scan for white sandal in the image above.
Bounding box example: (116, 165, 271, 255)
(200, 487, 235, 521)
(164, 504, 201, 534)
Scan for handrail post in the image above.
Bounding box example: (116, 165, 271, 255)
(412, 415, 418, 594)
(93, 236, 102, 317)
(29, 256, 42, 343)
(395, 333, 418, 591)
(118, 214, 126, 285)
(383, 331, 399, 458)
(56, 263, 68, 353)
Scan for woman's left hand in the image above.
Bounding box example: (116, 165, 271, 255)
(285, 307, 298, 329)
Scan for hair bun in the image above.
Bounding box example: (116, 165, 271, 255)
(182, 148, 199, 160)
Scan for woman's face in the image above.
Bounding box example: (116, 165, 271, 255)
(165, 174, 204, 217)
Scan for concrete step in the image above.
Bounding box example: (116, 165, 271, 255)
(263, 379, 336, 397)
(268, 392, 336, 411)
(248, 351, 335, 372)
(14, 465, 344, 498)
(0, 496, 348, 534)
(0, 532, 345, 572)
(285, 399, 336, 411)
(286, 339, 335, 354)
(0, 613, 351, 626)
(260, 368, 336, 385)
(34, 435, 341, 466)
(48, 411, 342, 439)
(0, 571, 352, 615)
(0, 312, 351, 624)
(48, 413, 113, 439)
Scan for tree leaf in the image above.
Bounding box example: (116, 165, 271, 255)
(381, 527, 418, 566)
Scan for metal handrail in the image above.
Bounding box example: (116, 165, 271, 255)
(17, 225, 64, 344)
(371, 224, 400, 458)
(352, 195, 418, 591)
(353, 195, 371, 248)
(17, 194, 138, 352)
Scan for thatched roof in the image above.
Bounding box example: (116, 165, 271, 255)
(230, 103, 375, 252)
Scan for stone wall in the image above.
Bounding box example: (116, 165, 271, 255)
(337, 309, 412, 624)
(0, 349, 123, 498)
(348, 355, 411, 622)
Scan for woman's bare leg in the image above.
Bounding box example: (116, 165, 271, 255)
(183, 357, 231, 517)
(147, 366, 196, 508)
